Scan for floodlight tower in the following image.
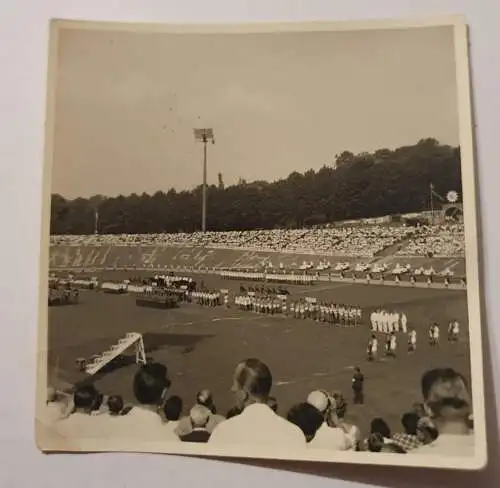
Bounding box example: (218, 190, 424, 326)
(193, 128, 215, 232)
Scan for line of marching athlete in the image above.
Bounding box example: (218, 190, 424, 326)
(367, 310, 461, 361)
(234, 294, 362, 326)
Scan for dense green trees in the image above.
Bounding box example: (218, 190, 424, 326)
(50, 138, 461, 235)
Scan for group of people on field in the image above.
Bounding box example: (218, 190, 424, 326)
(233, 293, 363, 327)
(366, 317, 461, 362)
(288, 300, 362, 326)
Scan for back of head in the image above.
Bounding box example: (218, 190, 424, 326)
(370, 417, 391, 438)
(367, 433, 384, 452)
(234, 358, 272, 403)
(287, 402, 324, 442)
(332, 391, 347, 418)
(196, 389, 215, 412)
(133, 363, 171, 405)
(107, 395, 124, 415)
(421, 368, 471, 420)
(163, 395, 183, 421)
(401, 412, 420, 435)
(190, 404, 211, 429)
(74, 384, 100, 412)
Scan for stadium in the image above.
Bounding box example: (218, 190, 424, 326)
(47, 190, 470, 446)
(41, 22, 476, 456)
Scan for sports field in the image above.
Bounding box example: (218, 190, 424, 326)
(47, 273, 471, 438)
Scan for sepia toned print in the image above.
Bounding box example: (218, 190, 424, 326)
(36, 17, 487, 470)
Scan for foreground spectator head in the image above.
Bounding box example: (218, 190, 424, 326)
(417, 422, 439, 444)
(370, 417, 391, 439)
(190, 404, 211, 429)
(332, 391, 348, 418)
(421, 368, 471, 422)
(401, 412, 420, 436)
(163, 395, 183, 422)
(306, 390, 331, 416)
(231, 358, 272, 408)
(287, 403, 324, 442)
(367, 433, 384, 452)
(74, 384, 102, 413)
(412, 402, 427, 418)
(196, 389, 215, 413)
(133, 363, 171, 406)
(325, 404, 342, 428)
(107, 395, 124, 415)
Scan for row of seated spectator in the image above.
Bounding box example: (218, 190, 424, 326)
(41, 360, 473, 457)
(50, 223, 465, 258)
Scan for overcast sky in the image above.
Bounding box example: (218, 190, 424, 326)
(51, 24, 458, 199)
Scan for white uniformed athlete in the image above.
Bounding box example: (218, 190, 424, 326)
(451, 320, 460, 341)
(390, 333, 397, 355)
(401, 313, 408, 334)
(408, 329, 417, 352)
(433, 323, 440, 346)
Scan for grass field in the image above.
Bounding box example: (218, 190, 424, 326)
(47, 273, 471, 439)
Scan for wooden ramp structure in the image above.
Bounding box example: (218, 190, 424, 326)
(84, 332, 146, 376)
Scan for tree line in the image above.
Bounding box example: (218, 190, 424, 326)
(50, 138, 462, 235)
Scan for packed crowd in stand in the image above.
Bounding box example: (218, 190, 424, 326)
(42, 359, 474, 456)
(50, 223, 465, 258)
(395, 224, 465, 257)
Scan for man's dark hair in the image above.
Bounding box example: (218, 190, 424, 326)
(133, 363, 171, 405)
(370, 417, 391, 438)
(421, 368, 466, 399)
(421, 368, 470, 415)
(286, 403, 323, 442)
(235, 358, 272, 401)
(418, 425, 439, 444)
(74, 384, 101, 411)
(163, 395, 183, 421)
(401, 412, 419, 435)
(367, 433, 384, 452)
(107, 395, 124, 415)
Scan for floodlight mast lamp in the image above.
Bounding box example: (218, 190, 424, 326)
(193, 128, 215, 232)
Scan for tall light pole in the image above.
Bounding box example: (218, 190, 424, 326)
(193, 128, 215, 232)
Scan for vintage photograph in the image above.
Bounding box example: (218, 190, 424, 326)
(36, 18, 487, 469)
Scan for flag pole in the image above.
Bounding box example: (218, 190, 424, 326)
(430, 183, 434, 224)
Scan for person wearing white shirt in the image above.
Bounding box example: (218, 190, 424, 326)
(433, 324, 440, 346)
(304, 390, 352, 450)
(408, 329, 417, 353)
(209, 358, 306, 447)
(401, 312, 408, 334)
(374, 310, 380, 332)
